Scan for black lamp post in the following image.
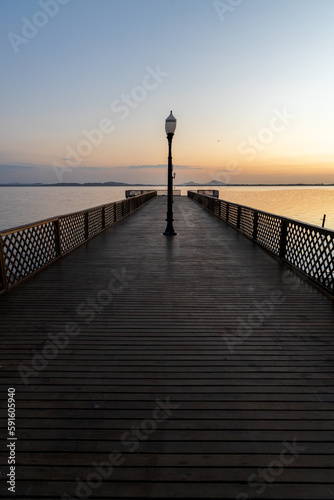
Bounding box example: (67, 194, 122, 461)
(163, 111, 177, 236)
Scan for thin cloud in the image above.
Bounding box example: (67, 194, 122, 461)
(77, 166, 113, 171)
(217, 168, 238, 173)
(125, 164, 202, 170)
(0, 163, 37, 170)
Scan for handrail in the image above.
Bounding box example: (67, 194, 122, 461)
(188, 190, 334, 295)
(0, 191, 157, 294)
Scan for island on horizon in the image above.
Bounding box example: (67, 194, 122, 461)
(0, 180, 333, 188)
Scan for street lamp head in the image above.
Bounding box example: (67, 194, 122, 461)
(165, 110, 177, 135)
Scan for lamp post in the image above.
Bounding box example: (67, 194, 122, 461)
(163, 111, 177, 236)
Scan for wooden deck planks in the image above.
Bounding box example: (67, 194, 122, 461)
(1, 195, 334, 499)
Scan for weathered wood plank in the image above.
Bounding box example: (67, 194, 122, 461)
(11, 465, 334, 482)
(6, 481, 334, 499)
(2, 452, 334, 467)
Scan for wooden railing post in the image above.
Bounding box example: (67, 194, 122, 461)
(279, 219, 288, 259)
(253, 211, 258, 241)
(102, 207, 106, 229)
(226, 203, 229, 224)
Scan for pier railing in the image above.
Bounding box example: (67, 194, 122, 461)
(0, 191, 157, 294)
(188, 191, 334, 295)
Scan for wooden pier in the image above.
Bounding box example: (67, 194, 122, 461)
(1, 195, 334, 499)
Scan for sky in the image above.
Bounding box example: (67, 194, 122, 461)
(1, 0, 334, 185)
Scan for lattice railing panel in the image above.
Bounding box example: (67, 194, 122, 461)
(285, 222, 334, 292)
(213, 200, 220, 217)
(0, 240, 6, 292)
(88, 208, 103, 237)
(129, 197, 139, 212)
(123, 201, 130, 217)
(219, 201, 228, 221)
(257, 213, 282, 255)
(228, 204, 238, 227)
(2, 223, 57, 287)
(60, 213, 86, 254)
(105, 204, 115, 227)
(115, 203, 123, 222)
(240, 207, 254, 237)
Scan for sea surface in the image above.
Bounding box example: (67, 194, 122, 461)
(0, 185, 334, 232)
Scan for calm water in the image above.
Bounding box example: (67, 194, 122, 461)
(0, 185, 334, 231)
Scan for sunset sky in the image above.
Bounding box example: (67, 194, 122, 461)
(1, 0, 334, 185)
